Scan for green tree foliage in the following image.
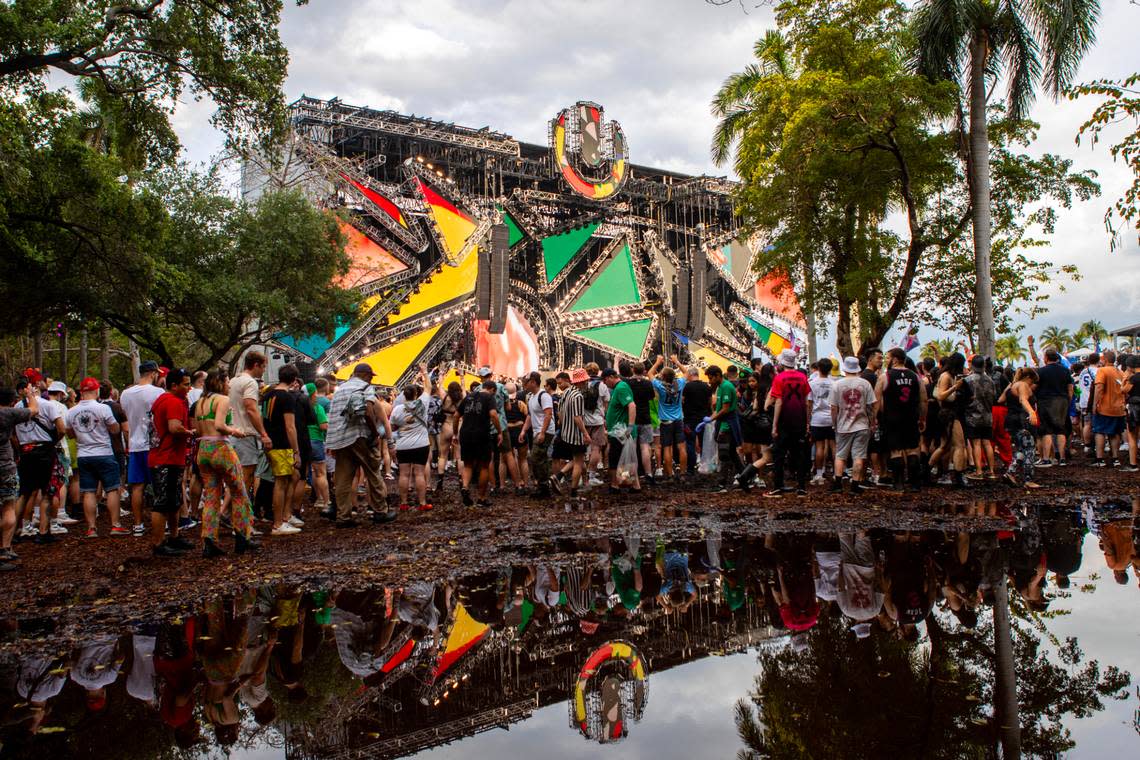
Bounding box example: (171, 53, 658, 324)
(1038, 326, 1075, 353)
(0, 0, 297, 155)
(712, 0, 970, 356)
(921, 337, 956, 360)
(905, 116, 1096, 349)
(995, 334, 1026, 364)
(1071, 73, 1140, 249)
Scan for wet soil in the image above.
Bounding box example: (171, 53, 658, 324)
(2, 465, 1136, 651)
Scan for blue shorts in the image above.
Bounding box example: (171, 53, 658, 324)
(78, 456, 122, 493)
(127, 450, 151, 485)
(1092, 414, 1125, 437)
(310, 439, 326, 464)
(0, 474, 19, 502)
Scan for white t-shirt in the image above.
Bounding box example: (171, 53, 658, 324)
(228, 373, 261, 435)
(829, 376, 876, 434)
(527, 389, 555, 435)
(1077, 366, 1097, 411)
(14, 398, 66, 445)
(808, 375, 835, 428)
(582, 379, 609, 427)
(119, 382, 164, 452)
(389, 391, 431, 450)
(66, 399, 120, 458)
(187, 387, 204, 408)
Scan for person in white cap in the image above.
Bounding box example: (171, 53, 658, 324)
(14, 379, 68, 542)
(829, 357, 877, 494)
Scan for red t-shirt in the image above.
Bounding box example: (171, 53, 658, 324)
(148, 391, 190, 468)
(769, 369, 811, 431)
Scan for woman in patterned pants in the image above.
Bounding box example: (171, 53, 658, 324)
(1002, 368, 1041, 490)
(193, 371, 259, 557)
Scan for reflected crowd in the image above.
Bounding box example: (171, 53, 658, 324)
(0, 499, 1135, 758)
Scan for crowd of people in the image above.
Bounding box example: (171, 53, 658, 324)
(0, 339, 1137, 567)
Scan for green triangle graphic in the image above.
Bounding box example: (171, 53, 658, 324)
(573, 319, 653, 357)
(569, 242, 641, 312)
(746, 317, 773, 342)
(542, 222, 599, 282)
(504, 212, 524, 248)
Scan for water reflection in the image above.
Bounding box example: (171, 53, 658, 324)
(0, 499, 1134, 759)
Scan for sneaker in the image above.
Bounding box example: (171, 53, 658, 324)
(1091, 459, 1107, 468)
(461, 489, 474, 507)
(287, 515, 305, 528)
(762, 489, 783, 499)
(110, 525, 132, 537)
(56, 515, 79, 526)
(588, 474, 605, 487)
(418, 503, 434, 512)
(371, 510, 398, 524)
(19, 523, 35, 539)
(810, 475, 827, 486)
(249, 527, 263, 536)
(548, 477, 562, 495)
(829, 480, 843, 493)
(271, 523, 301, 536)
(132, 523, 146, 536)
(1121, 465, 1139, 472)
(0, 549, 18, 562)
(167, 536, 195, 551)
(476, 499, 491, 508)
(1057, 459, 1069, 467)
(966, 472, 985, 481)
(34, 532, 58, 545)
(152, 543, 183, 558)
(49, 520, 68, 535)
(398, 504, 412, 512)
(85, 528, 99, 539)
(178, 516, 199, 531)
(1036, 459, 1054, 469)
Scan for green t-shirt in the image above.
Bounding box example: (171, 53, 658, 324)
(715, 381, 737, 434)
(308, 402, 328, 442)
(649, 397, 659, 428)
(605, 380, 635, 433)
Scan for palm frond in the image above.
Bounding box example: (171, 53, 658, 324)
(992, 3, 1042, 121)
(910, 0, 970, 84)
(1025, 0, 1101, 98)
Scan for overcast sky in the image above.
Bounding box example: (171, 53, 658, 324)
(175, 0, 1140, 348)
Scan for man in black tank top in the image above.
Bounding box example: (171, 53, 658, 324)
(875, 348, 927, 490)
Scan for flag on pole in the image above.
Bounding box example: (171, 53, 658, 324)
(898, 325, 919, 353)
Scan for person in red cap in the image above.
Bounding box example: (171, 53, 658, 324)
(149, 368, 194, 557)
(0, 384, 39, 567)
(64, 378, 124, 538)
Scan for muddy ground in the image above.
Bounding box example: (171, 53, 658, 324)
(2, 465, 1137, 650)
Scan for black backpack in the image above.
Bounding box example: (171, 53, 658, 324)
(583, 379, 601, 412)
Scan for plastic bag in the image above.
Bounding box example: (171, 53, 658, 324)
(616, 434, 639, 486)
(698, 421, 720, 474)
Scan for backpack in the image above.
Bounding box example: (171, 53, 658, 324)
(583, 379, 601, 412)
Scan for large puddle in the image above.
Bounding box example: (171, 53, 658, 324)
(0, 500, 1136, 758)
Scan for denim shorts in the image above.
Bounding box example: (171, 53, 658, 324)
(127, 450, 151, 485)
(79, 455, 122, 493)
(0, 473, 19, 501)
(310, 439, 326, 463)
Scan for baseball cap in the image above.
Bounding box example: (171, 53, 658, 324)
(138, 360, 159, 374)
(304, 382, 317, 395)
(600, 368, 619, 379)
(778, 348, 797, 368)
(46, 381, 67, 394)
(477, 365, 493, 378)
(21, 368, 43, 384)
(570, 368, 590, 384)
(79, 377, 101, 393)
(352, 363, 375, 378)
(157, 366, 170, 378)
(970, 355, 986, 369)
(842, 356, 861, 374)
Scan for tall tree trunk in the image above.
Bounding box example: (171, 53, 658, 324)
(802, 262, 817, 363)
(835, 295, 854, 358)
(129, 340, 140, 384)
(58, 327, 68, 384)
(969, 32, 996, 360)
(993, 578, 1022, 759)
(33, 329, 43, 371)
(100, 325, 111, 380)
(79, 329, 89, 380)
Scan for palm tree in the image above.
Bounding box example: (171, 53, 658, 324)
(711, 30, 793, 170)
(994, 334, 1025, 365)
(921, 338, 956, 360)
(1078, 319, 1107, 349)
(1038, 325, 1073, 353)
(912, 1, 1101, 361)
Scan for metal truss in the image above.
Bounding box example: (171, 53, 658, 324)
(292, 96, 521, 157)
